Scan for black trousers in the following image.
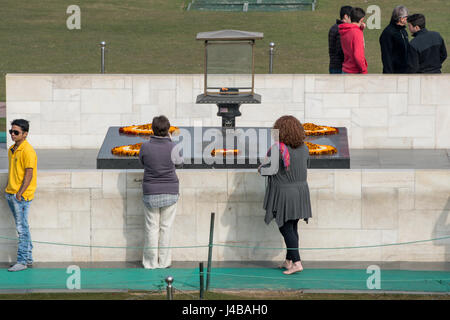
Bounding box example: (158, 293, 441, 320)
(279, 219, 301, 262)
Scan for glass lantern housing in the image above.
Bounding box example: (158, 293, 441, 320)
(196, 30, 263, 96)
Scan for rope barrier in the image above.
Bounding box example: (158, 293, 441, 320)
(0, 235, 208, 250)
(172, 286, 200, 300)
(214, 235, 450, 251)
(0, 234, 448, 251)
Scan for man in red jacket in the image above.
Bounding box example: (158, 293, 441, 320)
(339, 7, 368, 74)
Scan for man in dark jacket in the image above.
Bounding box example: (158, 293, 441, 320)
(328, 5, 352, 74)
(407, 14, 447, 73)
(379, 6, 409, 73)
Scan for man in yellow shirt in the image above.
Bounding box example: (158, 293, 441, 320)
(5, 119, 37, 272)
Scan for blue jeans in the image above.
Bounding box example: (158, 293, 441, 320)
(6, 193, 33, 265)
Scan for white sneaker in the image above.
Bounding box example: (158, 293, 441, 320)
(8, 263, 28, 272)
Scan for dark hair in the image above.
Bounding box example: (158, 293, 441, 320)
(408, 14, 426, 29)
(273, 115, 305, 148)
(340, 6, 352, 20)
(350, 7, 365, 23)
(152, 115, 170, 137)
(11, 119, 29, 133)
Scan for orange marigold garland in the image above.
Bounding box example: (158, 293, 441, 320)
(112, 123, 338, 156)
(119, 124, 180, 136)
(111, 143, 142, 156)
(305, 141, 337, 155)
(303, 123, 339, 136)
(211, 149, 240, 156)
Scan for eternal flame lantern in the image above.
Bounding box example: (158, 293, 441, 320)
(196, 30, 263, 129)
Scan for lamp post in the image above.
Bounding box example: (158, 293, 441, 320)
(100, 41, 106, 73)
(269, 42, 275, 74)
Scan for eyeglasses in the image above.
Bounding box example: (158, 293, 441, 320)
(9, 129, 21, 135)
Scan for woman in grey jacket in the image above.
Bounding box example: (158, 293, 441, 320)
(259, 116, 312, 275)
(139, 115, 183, 269)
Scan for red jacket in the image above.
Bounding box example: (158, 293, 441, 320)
(339, 23, 368, 74)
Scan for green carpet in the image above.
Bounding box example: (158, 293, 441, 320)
(0, 268, 449, 292)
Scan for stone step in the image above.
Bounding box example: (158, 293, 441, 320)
(187, 0, 316, 11)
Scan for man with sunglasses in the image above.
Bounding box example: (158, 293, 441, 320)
(5, 119, 37, 272)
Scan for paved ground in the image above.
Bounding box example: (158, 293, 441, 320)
(0, 145, 449, 170)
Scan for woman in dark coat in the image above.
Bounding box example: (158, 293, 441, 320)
(259, 115, 312, 275)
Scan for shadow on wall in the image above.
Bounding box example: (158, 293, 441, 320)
(122, 171, 145, 265)
(0, 182, 18, 264)
(218, 172, 285, 265)
(433, 196, 450, 261)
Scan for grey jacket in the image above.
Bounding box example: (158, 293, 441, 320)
(261, 144, 312, 227)
(139, 136, 183, 195)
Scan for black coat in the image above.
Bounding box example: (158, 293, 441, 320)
(379, 20, 409, 73)
(408, 28, 447, 73)
(328, 19, 344, 69)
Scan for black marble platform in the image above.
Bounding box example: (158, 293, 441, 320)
(97, 126, 350, 169)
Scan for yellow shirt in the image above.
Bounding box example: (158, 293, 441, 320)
(6, 140, 37, 201)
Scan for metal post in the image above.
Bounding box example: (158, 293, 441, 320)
(269, 42, 275, 74)
(199, 262, 204, 299)
(206, 212, 215, 291)
(100, 41, 106, 73)
(165, 276, 174, 300)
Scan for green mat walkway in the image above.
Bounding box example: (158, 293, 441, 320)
(0, 267, 449, 293)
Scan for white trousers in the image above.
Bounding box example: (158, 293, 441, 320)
(142, 202, 178, 269)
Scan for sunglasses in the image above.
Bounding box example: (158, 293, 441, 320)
(9, 129, 21, 135)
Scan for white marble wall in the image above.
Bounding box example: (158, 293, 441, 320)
(0, 169, 448, 263)
(6, 74, 450, 149)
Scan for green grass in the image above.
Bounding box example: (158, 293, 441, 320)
(1, 0, 450, 101)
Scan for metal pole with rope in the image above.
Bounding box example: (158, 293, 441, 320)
(206, 212, 215, 291)
(165, 276, 174, 300)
